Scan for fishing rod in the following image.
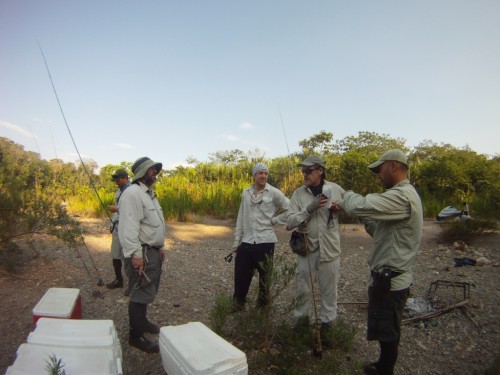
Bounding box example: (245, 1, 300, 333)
(277, 103, 290, 156)
(37, 41, 113, 224)
(37, 41, 107, 289)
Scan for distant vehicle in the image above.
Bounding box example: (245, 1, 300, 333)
(435, 205, 471, 222)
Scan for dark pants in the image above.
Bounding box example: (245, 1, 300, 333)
(125, 247, 163, 338)
(367, 286, 409, 375)
(233, 242, 274, 307)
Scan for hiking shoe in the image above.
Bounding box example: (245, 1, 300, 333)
(231, 302, 245, 313)
(106, 280, 123, 289)
(129, 336, 159, 353)
(144, 320, 160, 334)
(294, 316, 310, 332)
(320, 322, 334, 349)
(123, 288, 130, 297)
(363, 362, 379, 374)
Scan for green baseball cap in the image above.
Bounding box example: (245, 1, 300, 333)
(368, 149, 408, 171)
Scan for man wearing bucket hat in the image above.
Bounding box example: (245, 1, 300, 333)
(106, 168, 130, 291)
(232, 163, 290, 311)
(287, 155, 344, 349)
(118, 156, 165, 353)
(338, 149, 423, 375)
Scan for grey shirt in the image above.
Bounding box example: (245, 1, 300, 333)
(233, 183, 290, 247)
(118, 182, 165, 258)
(287, 181, 344, 262)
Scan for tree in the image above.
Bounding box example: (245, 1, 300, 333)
(299, 130, 333, 154)
(332, 131, 407, 155)
(0, 137, 81, 271)
(209, 149, 246, 164)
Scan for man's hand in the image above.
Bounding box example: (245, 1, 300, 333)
(330, 201, 341, 213)
(306, 195, 328, 213)
(131, 256, 145, 273)
(160, 248, 167, 263)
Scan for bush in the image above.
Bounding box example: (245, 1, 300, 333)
(438, 218, 498, 244)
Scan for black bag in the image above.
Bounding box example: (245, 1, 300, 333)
(289, 231, 307, 256)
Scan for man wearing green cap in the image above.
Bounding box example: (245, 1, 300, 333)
(287, 155, 344, 349)
(338, 149, 423, 375)
(106, 168, 130, 291)
(118, 156, 165, 353)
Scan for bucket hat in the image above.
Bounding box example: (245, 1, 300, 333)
(131, 157, 162, 182)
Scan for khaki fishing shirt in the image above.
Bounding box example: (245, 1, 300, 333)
(233, 183, 290, 247)
(118, 182, 165, 258)
(287, 181, 344, 262)
(340, 179, 423, 290)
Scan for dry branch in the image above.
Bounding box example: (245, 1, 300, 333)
(402, 299, 469, 325)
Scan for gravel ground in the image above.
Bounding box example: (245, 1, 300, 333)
(0, 218, 498, 375)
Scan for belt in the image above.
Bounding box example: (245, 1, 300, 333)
(371, 269, 401, 279)
(141, 244, 162, 251)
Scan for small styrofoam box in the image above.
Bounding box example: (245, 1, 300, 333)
(32, 288, 82, 323)
(159, 322, 248, 375)
(28, 318, 122, 361)
(5, 343, 122, 375)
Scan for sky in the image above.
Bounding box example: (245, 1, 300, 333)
(1, 1, 499, 170)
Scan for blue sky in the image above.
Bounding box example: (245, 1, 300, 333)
(1, 1, 499, 170)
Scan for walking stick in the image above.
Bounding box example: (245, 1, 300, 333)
(303, 233, 322, 359)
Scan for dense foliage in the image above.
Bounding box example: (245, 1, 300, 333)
(1, 132, 498, 229)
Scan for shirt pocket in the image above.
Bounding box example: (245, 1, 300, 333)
(144, 207, 162, 228)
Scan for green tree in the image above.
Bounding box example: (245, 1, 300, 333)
(0, 137, 81, 271)
(299, 130, 333, 154)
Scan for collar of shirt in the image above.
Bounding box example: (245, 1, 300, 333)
(137, 181, 156, 199)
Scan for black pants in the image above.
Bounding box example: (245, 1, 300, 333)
(367, 286, 409, 375)
(233, 242, 274, 307)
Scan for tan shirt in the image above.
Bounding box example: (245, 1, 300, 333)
(287, 181, 344, 262)
(118, 182, 165, 258)
(340, 179, 423, 290)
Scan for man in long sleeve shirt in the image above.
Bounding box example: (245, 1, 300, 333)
(339, 149, 423, 375)
(232, 163, 289, 310)
(287, 155, 344, 349)
(106, 168, 130, 290)
(118, 156, 166, 353)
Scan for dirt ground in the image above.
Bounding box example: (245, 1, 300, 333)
(0, 219, 499, 375)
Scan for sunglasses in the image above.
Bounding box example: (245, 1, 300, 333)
(301, 167, 319, 175)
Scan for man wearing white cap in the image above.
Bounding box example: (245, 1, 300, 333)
(339, 149, 423, 375)
(232, 163, 290, 311)
(118, 156, 165, 353)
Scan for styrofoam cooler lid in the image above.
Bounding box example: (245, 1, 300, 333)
(6, 343, 119, 375)
(28, 318, 122, 360)
(32, 288, 80, 318)
(160, 322, 247, 375)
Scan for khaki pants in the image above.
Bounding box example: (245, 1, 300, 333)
(293, 251, 340, 323)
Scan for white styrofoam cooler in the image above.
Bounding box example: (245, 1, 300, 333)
(160, 322, 248, 375)
(5, 343, 122, 375)
(27, 318, 122, 361)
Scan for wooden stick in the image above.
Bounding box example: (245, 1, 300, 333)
(0, 271, 36, 280)
(402, 299, 469, 325)
(338, 301, 368, 305)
